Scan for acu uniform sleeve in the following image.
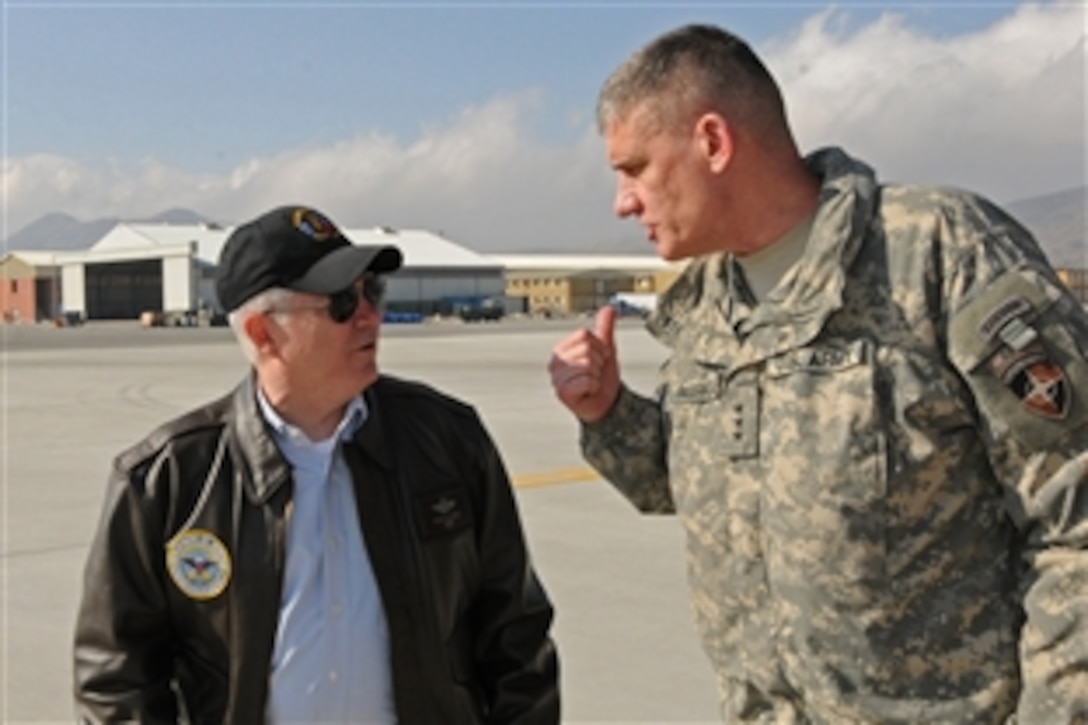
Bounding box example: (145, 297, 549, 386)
(579, 384, 674, 514)
(946, 260, 1088, 722)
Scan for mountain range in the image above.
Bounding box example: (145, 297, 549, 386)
(1004, 186, 1085, 268)
(4, 186, 1085, 266)
(3, 208, 213, 253)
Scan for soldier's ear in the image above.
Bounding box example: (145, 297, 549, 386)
(694, 112, 733, 173)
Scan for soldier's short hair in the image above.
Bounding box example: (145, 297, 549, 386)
(597, 24, 790, 144)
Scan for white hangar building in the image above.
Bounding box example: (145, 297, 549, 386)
(54, 222, 504, 320)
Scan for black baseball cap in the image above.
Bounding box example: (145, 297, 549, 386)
(215, 205, 402, 312)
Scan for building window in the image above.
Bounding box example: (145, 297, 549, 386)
(9, 280, 17, 293)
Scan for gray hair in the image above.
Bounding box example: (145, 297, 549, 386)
(597, 24, 790, 145)
(227, 287, 297, 363)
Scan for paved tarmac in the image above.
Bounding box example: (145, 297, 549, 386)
(1, 318, 720, 723)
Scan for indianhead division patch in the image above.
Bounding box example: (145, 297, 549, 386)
(992, 342, 1071, 421)
(166, 529, 232, 600)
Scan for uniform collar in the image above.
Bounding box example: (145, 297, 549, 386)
(648, 146, 880, 369)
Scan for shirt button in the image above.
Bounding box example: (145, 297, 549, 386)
(329, 670, 339, 682)
(332, 604, 343, 616)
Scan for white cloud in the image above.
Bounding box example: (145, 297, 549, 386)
(768, 2, 1085, 203)
(3, 3, 1083, 250)
(2, 95, 620, 252)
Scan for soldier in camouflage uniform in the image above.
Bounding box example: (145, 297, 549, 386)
(548, 23, 1088, 723)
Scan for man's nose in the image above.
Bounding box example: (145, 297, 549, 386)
(614, 188, 639, 218)
(356, 298, 379, 320)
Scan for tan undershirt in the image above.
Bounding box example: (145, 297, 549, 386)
(735, 213, 815, 301)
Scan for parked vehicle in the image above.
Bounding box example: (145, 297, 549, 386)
(609, 292, 657, 318)
(445, 295, 507, 322)
(458, 301, 504, 322)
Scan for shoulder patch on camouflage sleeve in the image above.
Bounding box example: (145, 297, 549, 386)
(948, 264, 1087, 448)
(989, 341, 1070, 420)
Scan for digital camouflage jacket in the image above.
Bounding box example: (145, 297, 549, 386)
(583, 147, 1088, 723)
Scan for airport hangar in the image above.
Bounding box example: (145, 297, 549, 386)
(0, 222, 679, 322)
(34, 222, 507, 321)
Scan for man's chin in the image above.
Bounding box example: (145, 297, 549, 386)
(653, 235, 706, 262)
(654, 241, 685, 262)
(354, 364, 379, 392)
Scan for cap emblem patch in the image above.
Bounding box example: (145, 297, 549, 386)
(166, 529, 232, 600)
(292, 208, 340, 242)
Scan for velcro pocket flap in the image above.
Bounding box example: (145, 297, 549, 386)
(947, 265, 1058, 373)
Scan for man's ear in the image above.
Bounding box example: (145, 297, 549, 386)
(243, 311, 275, 354)
(695, 112, 733, 174)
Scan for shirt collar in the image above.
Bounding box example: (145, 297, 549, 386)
(256, 387, 368, 447)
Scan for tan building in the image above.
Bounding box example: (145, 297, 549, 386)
(496, 255, 1087, 314)
(488, 254, 682, 316)
(1056, 267, 1088, 303)
(0, 252, 61, 323)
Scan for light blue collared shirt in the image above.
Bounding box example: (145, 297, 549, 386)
(258, 390, 395, 724)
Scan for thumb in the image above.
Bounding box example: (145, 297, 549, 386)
(595, 305, 617, 351)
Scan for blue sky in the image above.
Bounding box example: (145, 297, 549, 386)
(3, 1, 1084, 251)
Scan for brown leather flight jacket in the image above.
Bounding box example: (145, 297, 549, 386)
(74, 374, 559, 724)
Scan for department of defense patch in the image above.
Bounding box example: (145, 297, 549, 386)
(166, 529, 232, 600)
(990, 341, 1071, 420)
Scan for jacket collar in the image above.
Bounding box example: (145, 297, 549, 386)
(229, 374, 292, 504)
(229, 374, 396, 503)
(355, 380, 394, 471)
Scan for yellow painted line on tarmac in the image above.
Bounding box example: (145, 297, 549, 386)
(512, 466, 600, 489)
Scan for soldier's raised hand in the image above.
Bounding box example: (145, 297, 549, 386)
(548, 305, 621, 423)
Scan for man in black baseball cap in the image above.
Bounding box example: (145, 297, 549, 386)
(75, 204, 560, 724)
(215, 205, 402, 313)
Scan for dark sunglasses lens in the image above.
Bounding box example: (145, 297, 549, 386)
(325, 277, 385, 323)
(327, 287, 358, 323)
(362, 277, 386, 307)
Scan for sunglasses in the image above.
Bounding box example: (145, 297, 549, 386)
(325, 275, 387, 323)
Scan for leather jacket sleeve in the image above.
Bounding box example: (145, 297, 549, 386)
(73, 456, 179, 723)
(463, 411, 559, 724)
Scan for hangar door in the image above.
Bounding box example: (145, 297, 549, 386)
(86, 260, 162, 319)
